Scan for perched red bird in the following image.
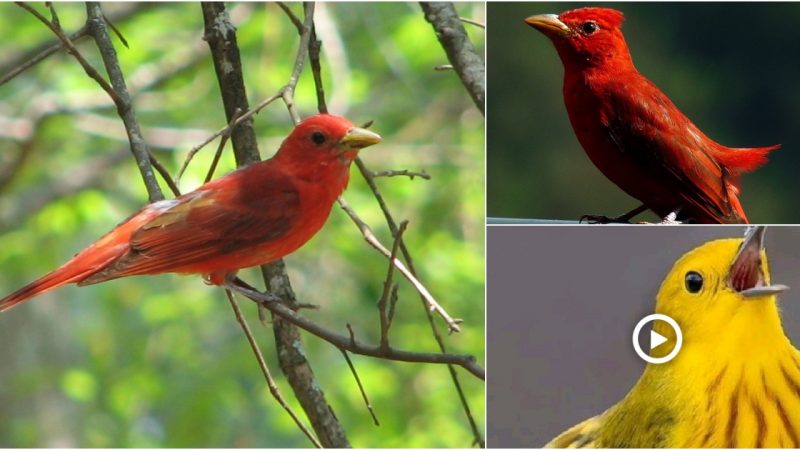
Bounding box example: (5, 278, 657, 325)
(0, 114, 381, 312)
(526, 7, 779, 224)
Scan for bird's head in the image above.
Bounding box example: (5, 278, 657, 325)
(652, 227, 789, 355)
(277, 114, 382, 167)
(525, 7, 632, 71)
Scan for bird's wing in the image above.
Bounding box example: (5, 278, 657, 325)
(80, 169, 300, 284)
(545, 414, 603, 448)
(602, 76, 744, 223)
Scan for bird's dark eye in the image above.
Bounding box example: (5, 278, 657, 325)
(311, 131, 326, 145)
(580, 21, 599, 35)
(685, 271, 703, 293)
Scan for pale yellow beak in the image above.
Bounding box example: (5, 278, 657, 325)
(338, 127, 382, 150)
(525, 14, 571, 37)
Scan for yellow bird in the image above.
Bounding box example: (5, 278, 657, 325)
(547, 226, 799, 448)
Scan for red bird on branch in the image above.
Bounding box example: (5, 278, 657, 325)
(0, 114, 381, 312)
(526, 7, 779, 224)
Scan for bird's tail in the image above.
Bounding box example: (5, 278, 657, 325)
(713, 144, 781, 173)
(0, 266, 88, 312)
(0, 239, 127, 312)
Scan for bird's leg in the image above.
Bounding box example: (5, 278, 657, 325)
(223, 275, 320, 312)
(223, 275, 281, 304)
(580, 204, 649, 224)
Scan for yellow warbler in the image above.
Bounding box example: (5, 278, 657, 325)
(547, 226, 799, 448)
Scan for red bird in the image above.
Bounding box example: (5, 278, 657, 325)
(0, 114, 381, 312)
(526, 7, 779, 224)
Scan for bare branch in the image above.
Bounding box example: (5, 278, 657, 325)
(340, 350, 380, 426)
(84, 2, 164, 202)
(225, 290, 321, 448)
(204, 108, 243, 183)
(308, 23, 327, 114)
(0, 26, 89, 87)
(15, 2, 123, 107)
(147, 151, 181, 197)
(379, 220, 409, 351)
(353, 156, 485, 446)
(280, 2, 316, 124)
(420, 2, 485, 115)
(372, 169, 431, 180)
(226, 278, 485, 380)
(337, 196, 462, 333)
(276, 2, 304, 33)
(459, 16, 485, 29)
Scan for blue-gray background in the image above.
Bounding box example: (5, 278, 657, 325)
(487, 226, 800, 447)
(487, 3, 800, 223)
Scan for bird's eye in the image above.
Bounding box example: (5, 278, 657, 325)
(685, 271, 703, 293)
(311, 131, 326, 145)
(579, 21, 599, 35)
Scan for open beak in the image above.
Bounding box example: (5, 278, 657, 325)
(337, 127, 382, 151)
(524, 14, 571, 37)
(729, 226, 788, 298)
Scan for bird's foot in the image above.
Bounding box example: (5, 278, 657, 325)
(657, 208, 684, 225)
(223, 275, 319, 311)
(223, 276, 281, 304)
(659, 210, 683, 225)
(579, 204, 648, 224)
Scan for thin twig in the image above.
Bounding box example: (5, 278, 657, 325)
(277, 2, 304, 33)
(15, 2, 123, 107)
(148, 151, 181, 197)
(84, 1, 164, 201)
(372, 169, 431, 180)
(0, 25, 89, 87)
(337, 196, 462, 333)
(308, 23, 327, 114)
(204, 108, 243, 183)
(280, 2, 315, 124)
(225, 290, 322, 448)
(354, 156, 484, 446)
(340, 350, 380, 426)
(379, 220, 408, 351)
(459, 17, 485, 29)
(103, 14, 129, 48)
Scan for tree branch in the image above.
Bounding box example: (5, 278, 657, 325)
(227, 278, 485, 380)
(420, 2, 485, 115)
(85, 2, 164, 202)
(200, 3, 349, 447)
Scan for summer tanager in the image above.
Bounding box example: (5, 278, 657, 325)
(0, 114, 381, 311)
(526, 7, 779, 224)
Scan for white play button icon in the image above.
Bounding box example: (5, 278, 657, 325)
(650, 330, 668, 349)
(632, 313, 682, 364)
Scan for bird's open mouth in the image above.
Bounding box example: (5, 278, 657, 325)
(729, 226, 788, 298)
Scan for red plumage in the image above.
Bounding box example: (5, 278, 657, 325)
(526, 7, 779, 224)
(0, 114, 382, 312)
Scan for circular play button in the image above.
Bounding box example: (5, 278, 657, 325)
(632, 313, 682, 364)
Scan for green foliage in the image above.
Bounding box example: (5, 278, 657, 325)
(0, 2, 484, 447)
(488, 2, 800, 222)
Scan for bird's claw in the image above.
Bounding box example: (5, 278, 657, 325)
(579, 214, 631, 224)
(660, 211, 683, 225)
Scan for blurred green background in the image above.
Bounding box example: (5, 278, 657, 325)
(488, 2, 800, 223)
(0, 2, 484, 447)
